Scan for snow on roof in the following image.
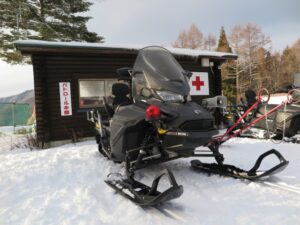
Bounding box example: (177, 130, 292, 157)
(14, 40, 237, 60)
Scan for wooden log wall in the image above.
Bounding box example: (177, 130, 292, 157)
(31, 52, 222, 143)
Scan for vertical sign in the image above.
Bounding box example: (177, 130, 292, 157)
(59, 82, 72, 116)
(189, 72, 209, 96)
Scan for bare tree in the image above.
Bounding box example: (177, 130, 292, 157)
(292, 39, 300, 71)
(228, 23, 271, 95)
(173, 30, 189, 48)
(173, 24, 203, 49)
(204, 34, 216, 50)
(187, 24, 203, 49)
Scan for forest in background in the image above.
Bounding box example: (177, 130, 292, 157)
(172, 24, 300, 104)
(1, 0, 299, 105)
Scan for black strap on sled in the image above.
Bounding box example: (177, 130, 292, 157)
(105, 169, 183, 206)
(191, 149, 289, 180)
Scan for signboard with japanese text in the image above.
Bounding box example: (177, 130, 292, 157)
(59, 82, 72, 116)
(189, 72, 209, 96)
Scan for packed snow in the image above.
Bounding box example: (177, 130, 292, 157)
(0, 138, 300, 225)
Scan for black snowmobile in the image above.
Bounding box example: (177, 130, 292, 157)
(227, 86, 300, 142)
(87, 46, 289, 206)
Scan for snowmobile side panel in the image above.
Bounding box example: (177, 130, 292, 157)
(110, 105, 149, 162)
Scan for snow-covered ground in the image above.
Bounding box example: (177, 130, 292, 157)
(0, 138, 300, 225)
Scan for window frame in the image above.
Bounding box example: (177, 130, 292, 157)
(78, 78, 117, 109)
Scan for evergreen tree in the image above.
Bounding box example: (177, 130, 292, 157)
(216, 27, 234, 103)
(0, 0, 103, 64)
(216, 26, 232, 53)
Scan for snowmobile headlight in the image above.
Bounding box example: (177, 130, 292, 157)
(156, 91, 184, 103)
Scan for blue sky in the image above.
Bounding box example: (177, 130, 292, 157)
(0, 0, 300, 97)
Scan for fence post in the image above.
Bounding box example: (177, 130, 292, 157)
(12, 102, 16, 133)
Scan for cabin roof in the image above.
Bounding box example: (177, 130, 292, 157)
(15, 40, 238, 60)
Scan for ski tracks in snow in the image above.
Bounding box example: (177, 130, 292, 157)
(258, 179, 300, 195)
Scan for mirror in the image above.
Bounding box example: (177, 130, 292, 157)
(202, 96, 228, 109)
(183, 70, 192, 78)
(116, 67, 131, 77)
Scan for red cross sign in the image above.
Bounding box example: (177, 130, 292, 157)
(192, 76, 205, 91)
(189, 72, 209, 95)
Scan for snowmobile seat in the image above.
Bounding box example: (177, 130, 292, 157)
(245, 89, 256, 108)
(116, 67, 132, 81)
(103, 97, 115, 118)
(103, 83, 132, 118)
(112, 83, 132, 109)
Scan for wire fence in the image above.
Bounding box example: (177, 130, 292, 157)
(0, 103, 37, 151)
(0, 103, 32, 127)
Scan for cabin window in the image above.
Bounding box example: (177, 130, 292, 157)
(78, 79, 117, 108)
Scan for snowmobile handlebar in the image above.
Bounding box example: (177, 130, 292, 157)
(86, 110, 97, 123)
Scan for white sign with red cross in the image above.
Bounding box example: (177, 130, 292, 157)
(189, 72, 209, 96)
(59, 82, 72, 116)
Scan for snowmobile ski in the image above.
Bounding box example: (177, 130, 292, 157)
(105, 169, 183, 206)
(191, 149, 289, 180)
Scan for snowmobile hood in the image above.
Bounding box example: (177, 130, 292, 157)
(132, 46, 190, 96)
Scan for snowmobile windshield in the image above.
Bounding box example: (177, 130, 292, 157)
(132, 46, 190, 101)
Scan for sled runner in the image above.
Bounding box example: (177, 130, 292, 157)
(105, 169, 183, 206)
(191, 149, 289, 180)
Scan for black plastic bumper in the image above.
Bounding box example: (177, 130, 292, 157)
(162, 129, 219, 155)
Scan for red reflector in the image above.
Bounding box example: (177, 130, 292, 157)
(146, 105, 161, 120)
